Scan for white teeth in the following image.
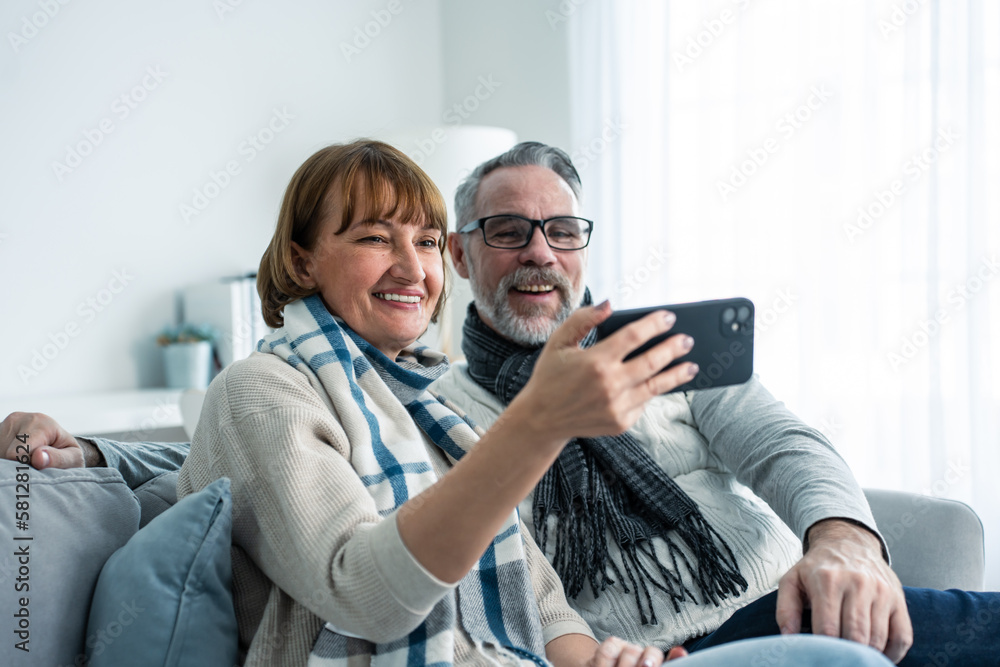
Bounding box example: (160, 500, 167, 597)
(515, 284, 554, 293)
(375, 293, 421, 303)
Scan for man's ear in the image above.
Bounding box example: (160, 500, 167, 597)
(447, 233, 471, 279)
(289, 241, 316, 288)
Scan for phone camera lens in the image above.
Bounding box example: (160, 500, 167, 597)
(722, 307, 736, 324)
(737, 306, 751, 322)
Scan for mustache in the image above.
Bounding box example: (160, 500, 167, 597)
(497, 266, 572, 296)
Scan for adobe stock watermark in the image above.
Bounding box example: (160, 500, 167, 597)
(887, 254, 999, 371)
(691, 339, 749, 389)
(747, 633, 813, 667)
(404, 75, 502, 168)
(57, 600, 145, 667)
(340, 0, 405, 63)
(214, 0, 248, 21)
(545, 0, 588, 30)
(877, 0, 928, 39)
(18, 268, 135, 384)
(930, 596, 1000, 665)
(816, 414, 844, 440)
(843, 127, 959, 244)
(672, 0, 753, 73)
(716, 84, 833, 202)
(443, 75, 502, 125)
(614, 245, 669, 299)
(7, 0, 72, 54)
(755, 288, 797, 335)
(571, 117, 627, 174)
(881, 459, 968, 553)
(179, 106, 294, 224)
(50, 65, 169, 183)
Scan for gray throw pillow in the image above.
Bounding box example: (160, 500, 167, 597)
(0, 460, 140, 667)
(85, 477, 238, 667)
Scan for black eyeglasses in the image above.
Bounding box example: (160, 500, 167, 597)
(458, 215, 593, 250)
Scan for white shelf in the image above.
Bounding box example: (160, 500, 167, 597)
(3, 389, 184, 437)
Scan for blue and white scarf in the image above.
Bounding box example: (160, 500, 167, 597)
(258, 295, 548, 667)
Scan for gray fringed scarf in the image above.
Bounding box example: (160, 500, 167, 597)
(461, 296, 747, 624)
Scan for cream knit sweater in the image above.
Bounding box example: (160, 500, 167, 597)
(177, 353, 593, 667)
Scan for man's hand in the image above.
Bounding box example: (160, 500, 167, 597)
(1, 412, 99, 469)
(776, 518, 913, 663)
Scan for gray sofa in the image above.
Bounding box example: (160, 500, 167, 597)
(0, 460, 986, 666)
(865, 488, 985, 591)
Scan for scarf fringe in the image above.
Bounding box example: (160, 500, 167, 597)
(534, 456, 747, 625)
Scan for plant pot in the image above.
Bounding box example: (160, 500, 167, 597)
(162, 341, 212, 389)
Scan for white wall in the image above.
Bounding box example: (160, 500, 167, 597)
(440, 0, 573, 150)
(0, 0, 446, 401)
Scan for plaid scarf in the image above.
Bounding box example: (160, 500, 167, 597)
(461, 299, 747, 625)
(259, 295, 548, 667)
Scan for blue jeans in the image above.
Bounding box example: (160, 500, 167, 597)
(680, 635, 892, 666)
(685, 588, 1000, 666)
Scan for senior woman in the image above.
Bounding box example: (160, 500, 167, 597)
(176, 139, 693, 666)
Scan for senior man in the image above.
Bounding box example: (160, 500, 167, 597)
(430, 141, 999, 665)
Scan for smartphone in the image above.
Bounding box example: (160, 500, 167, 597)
(594, 297, 754, 393)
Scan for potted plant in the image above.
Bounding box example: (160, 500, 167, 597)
(157, 324, 218, 389)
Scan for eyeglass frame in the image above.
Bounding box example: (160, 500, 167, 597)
(457, 214, 594, 250)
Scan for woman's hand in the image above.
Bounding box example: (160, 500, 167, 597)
(1, 412, 98, 468)
(516, 301, 696, 441)
(587, 636, 689, 666)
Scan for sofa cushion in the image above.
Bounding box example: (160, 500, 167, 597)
(133, 470, 179, 528)
(0, 460, 140, 667)
(865, 488, 986, 591)
(85, 476, 238, 667)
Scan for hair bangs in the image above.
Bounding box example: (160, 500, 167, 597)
(337, 146, 448, 248)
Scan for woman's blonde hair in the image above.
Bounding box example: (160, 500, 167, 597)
(258, 140, 449, 328)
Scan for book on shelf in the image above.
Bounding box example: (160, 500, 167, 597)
(181, 274, 270, 369)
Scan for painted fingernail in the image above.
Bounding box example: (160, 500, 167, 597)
(642, 660, 654, 667)
(688, 363, 699, 377)
(664, 311, 676, 326)
(682, 335, 694, 350)
(596, 299, 611, 310)
(38, 450, 50, 468)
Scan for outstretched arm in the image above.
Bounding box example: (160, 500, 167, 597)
(2, 411, 190, 488)
(397, 303, 697, 584)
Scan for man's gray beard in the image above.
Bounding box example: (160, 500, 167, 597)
(466, 263, 584, 348)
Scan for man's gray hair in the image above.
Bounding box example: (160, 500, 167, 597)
(453, 141, 582, 229)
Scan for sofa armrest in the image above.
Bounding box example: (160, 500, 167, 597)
(0, 461, 140, 666)
(864, 488, 985, 591)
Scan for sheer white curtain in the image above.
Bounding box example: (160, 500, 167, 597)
(568, 0, 1000, 588)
